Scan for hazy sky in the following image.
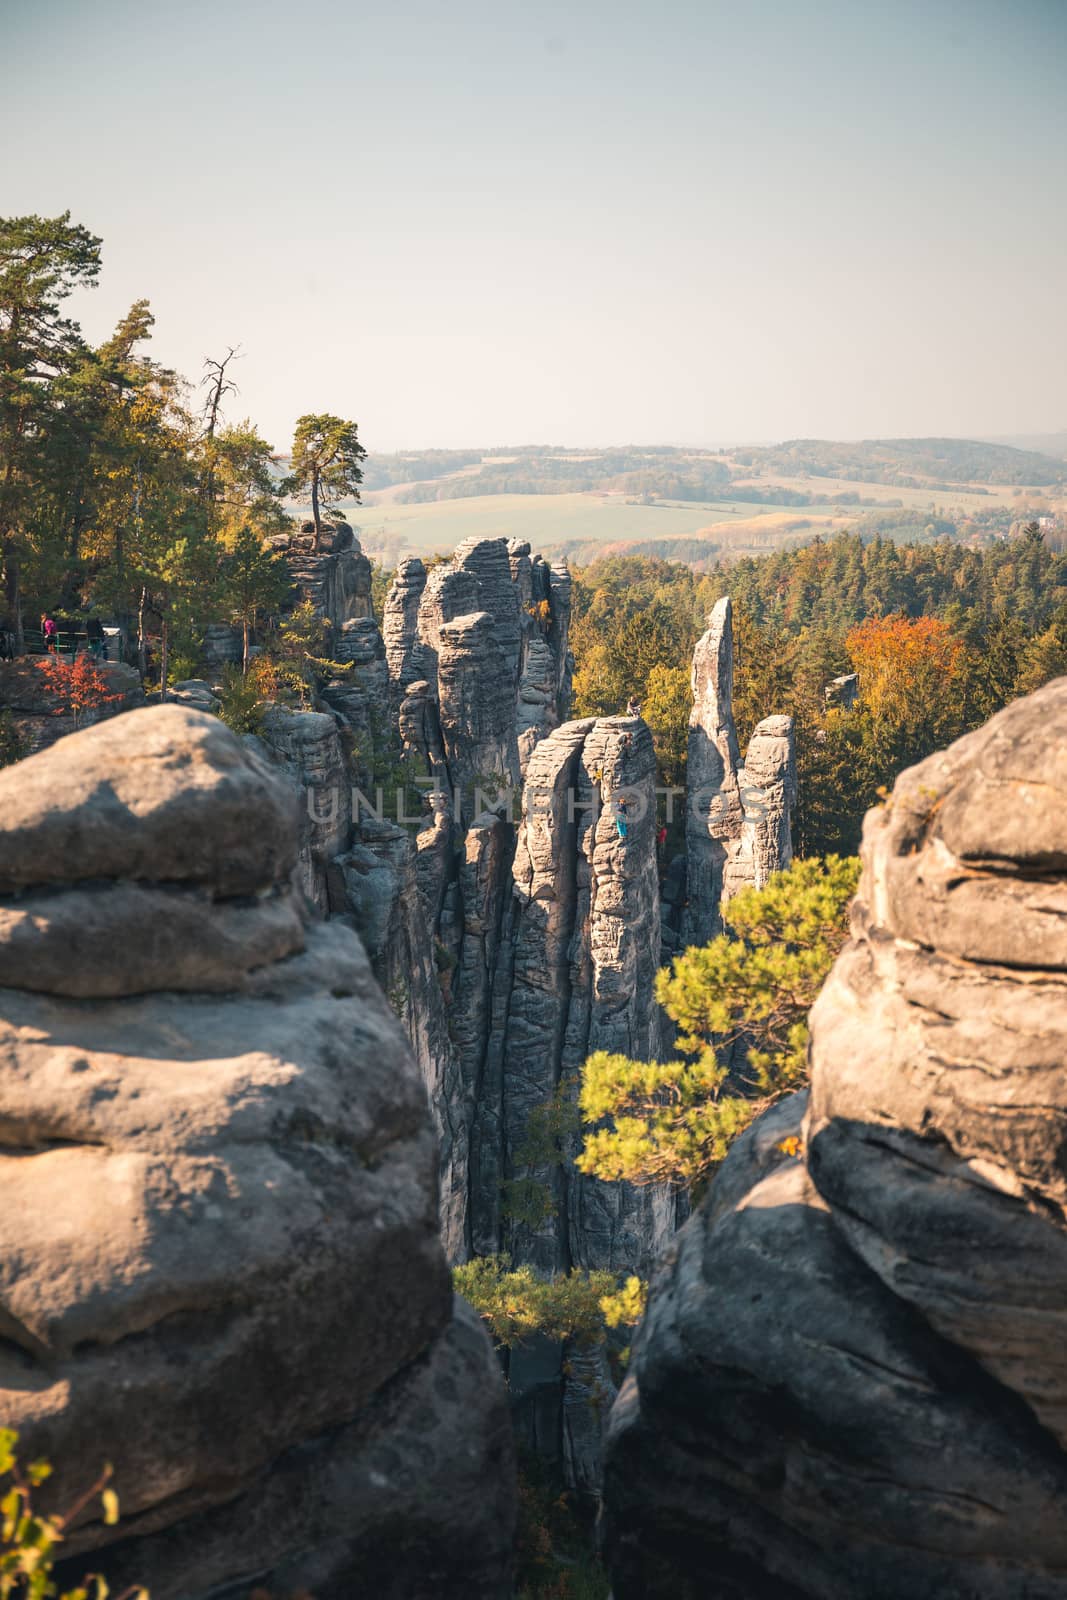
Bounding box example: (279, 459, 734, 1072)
(4, 0, 1066, 453)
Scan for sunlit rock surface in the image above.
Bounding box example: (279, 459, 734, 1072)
(684, 596, 796, 938)
(0, 706, 515, 1600)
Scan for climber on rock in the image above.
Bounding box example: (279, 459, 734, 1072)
(625, 695, 641, 717)
(613, 796, 629, 840)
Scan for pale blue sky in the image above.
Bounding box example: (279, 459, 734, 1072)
(4, 0, 1065, 453)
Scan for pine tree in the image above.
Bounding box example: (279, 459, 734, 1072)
(222, 524, 292, 671)
(577, 855, 860, 1195)
(288, 414, 366, 550)
(0, 213, 102, 644)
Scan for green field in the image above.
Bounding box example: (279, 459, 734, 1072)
(319, 433, 1067, 569)
(745, 473, 1026, 512)
(352, 492, 784, 560)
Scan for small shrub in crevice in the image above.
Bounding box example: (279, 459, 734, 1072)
(0, 1427, 147, 1599)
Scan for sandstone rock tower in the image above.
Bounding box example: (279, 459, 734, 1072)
(0, 706, 515, 1600)
(681, 595, 796, 948)
(603, 676, 1067, 1600)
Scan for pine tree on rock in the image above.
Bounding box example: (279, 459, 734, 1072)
(288, 414, 366, 551)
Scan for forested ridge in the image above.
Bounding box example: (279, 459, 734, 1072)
(361, 437, 1067, 501)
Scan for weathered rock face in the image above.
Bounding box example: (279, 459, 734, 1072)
(258, 705, 352, 911)
(453, 535, 523, 686)
(548, 559, 573, 718)
(414, 558, 482, 693)
(683, 596, 743, 945)
(453, 714, 672, 1275)
(0, 705, 297, 894)
(603, 677, 1067, 1600)
(276, 519, 374, 631)
(319, 614, 391, 780)
(384, 535, 573, 796)
(490, 719, 594, 1267)
(0, 705, 516, 1600)
(516, 631, 561, 775)
(438, 611, 521, 800)
(825, 670, 860, 708)
(563, 718, 673, 1274)
(329, 813, 468, 1263)
(725, 711, 797, 899)
(398, 676, 446, 773)
(383, 555, 427, 699)
(338, 705, 675, 1283)
(200, 621, 242, 671)
(684, 598, 795, 940)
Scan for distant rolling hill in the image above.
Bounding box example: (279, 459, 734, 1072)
(980, 432, 1067, 461)
(730, 437, 1067, 486)
(314, 436, 1065, 566)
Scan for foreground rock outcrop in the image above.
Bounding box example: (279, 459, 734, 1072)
(603, 676, 1067, 1599)
(0, 706, 515, 1600)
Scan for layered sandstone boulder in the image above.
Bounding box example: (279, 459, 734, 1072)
(0, 705, 515, 1600)
(603, 677, 1067, 1600)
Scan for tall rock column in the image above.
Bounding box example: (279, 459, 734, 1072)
(383, 555, 428, 701)
(382, 537, 573, 794)
(684, 596, 743, 945)
(724, 711, 797, 900)
(438, 611, 522, 802)
(490, 714, 673, 1496)
(413, 560, 481, 694)
(564, 717, 674, 1274)
(498, 719, 594, 1271)
(450, 811, 514, 1255)
(492, 715, 674, 1278)
(453, 535, 523, 687)
(548, 559, 573, 723)
(685, 598, 796, 938)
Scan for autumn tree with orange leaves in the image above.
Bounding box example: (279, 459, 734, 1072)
(845, 613, 969, 785)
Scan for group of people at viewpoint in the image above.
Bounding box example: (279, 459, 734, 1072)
(36, 613, 110, 660)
